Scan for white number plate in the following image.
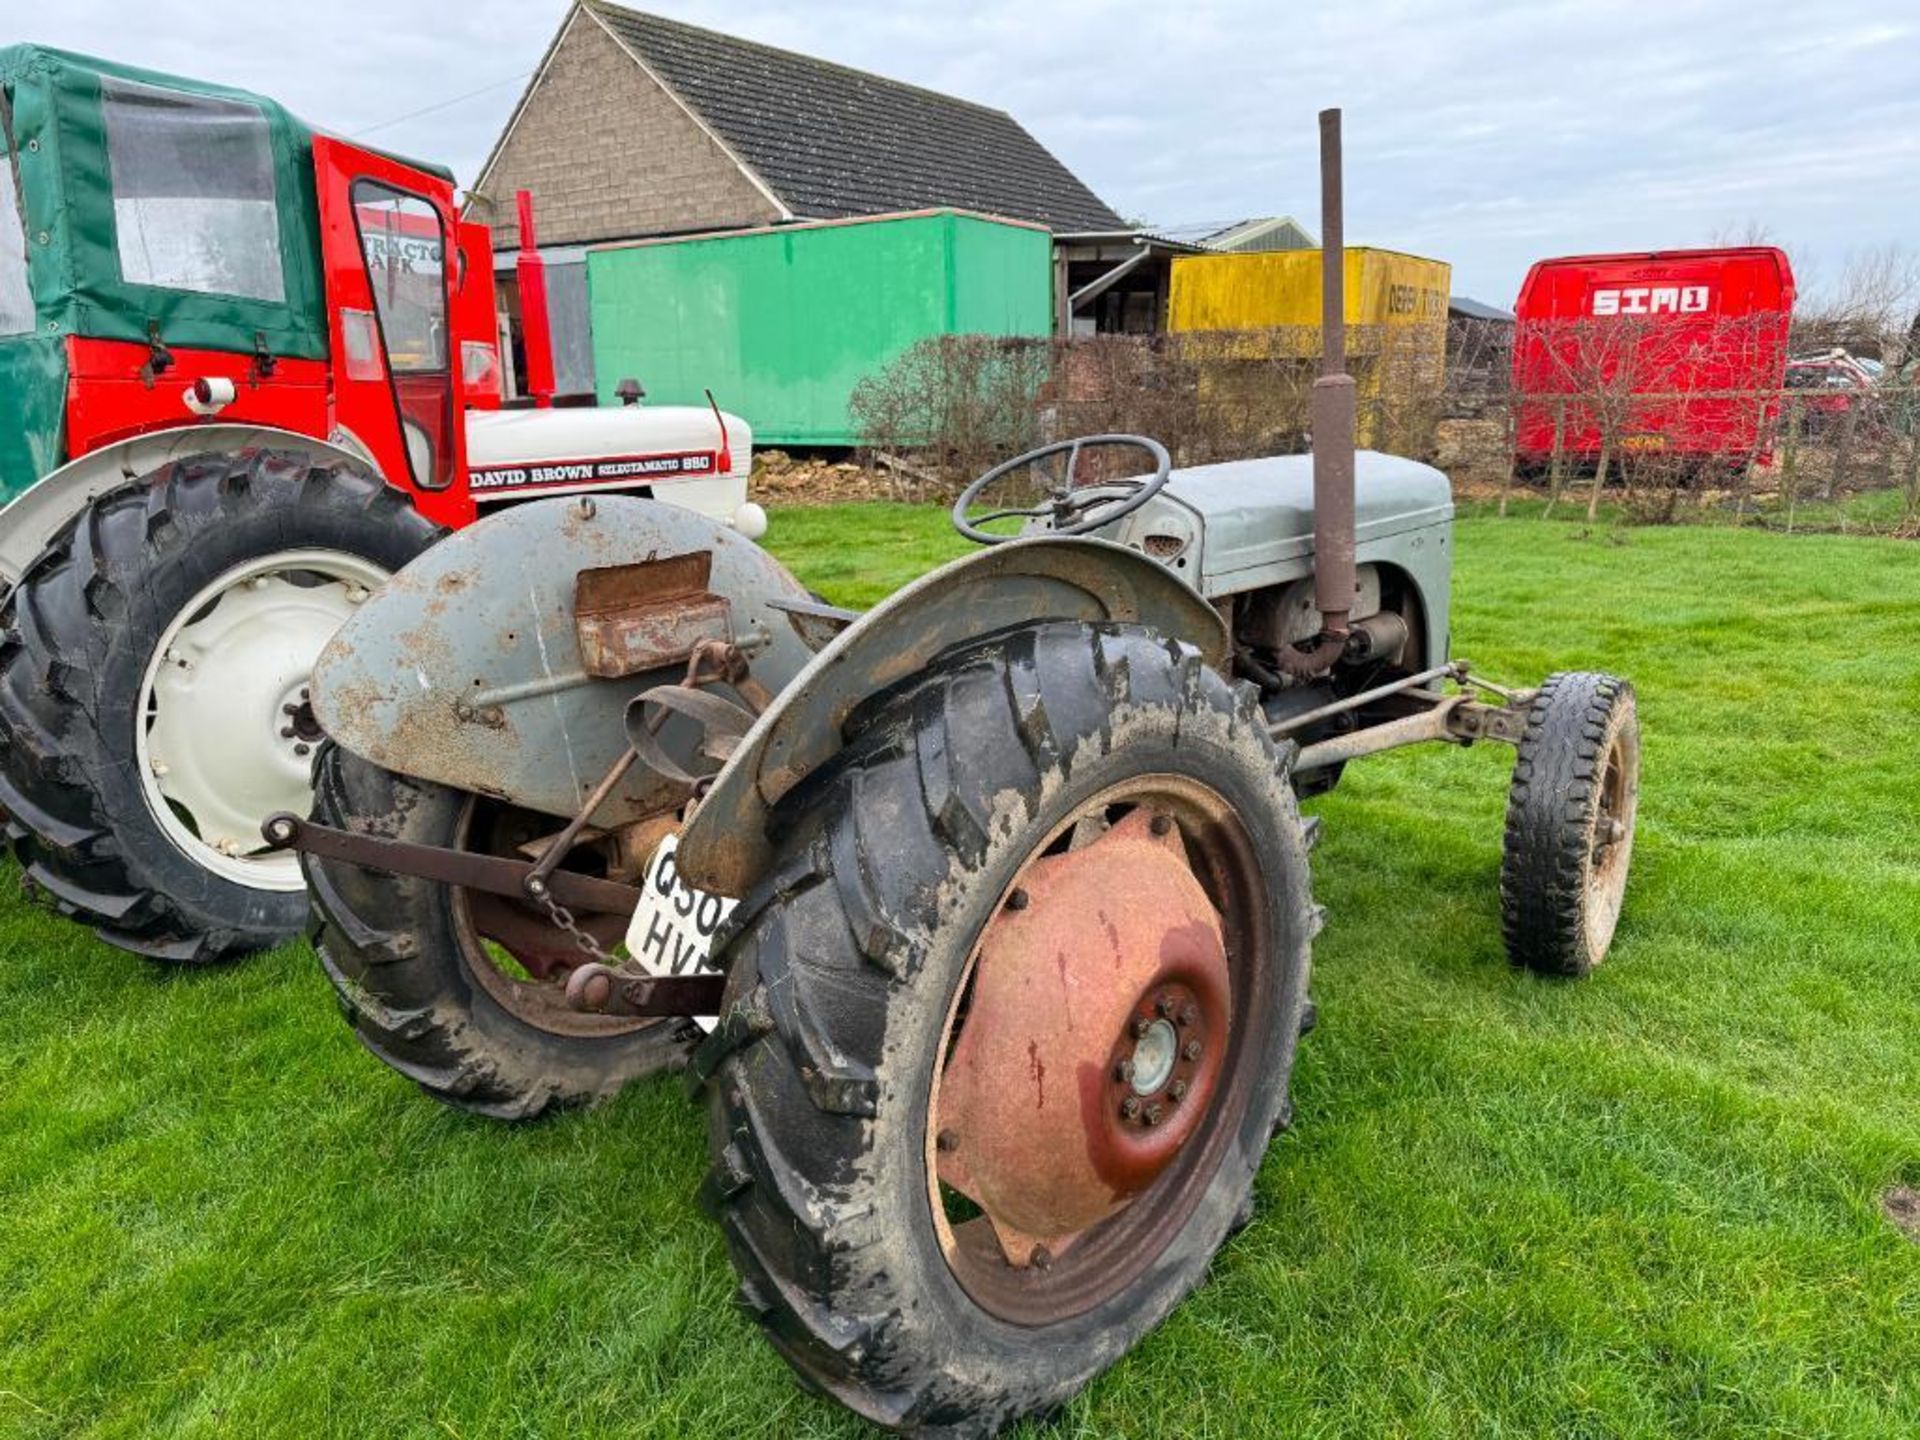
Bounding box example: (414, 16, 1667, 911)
(624, 834, 735, 1030)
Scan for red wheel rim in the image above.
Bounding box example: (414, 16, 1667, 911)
(926, 774, 1280, 1325)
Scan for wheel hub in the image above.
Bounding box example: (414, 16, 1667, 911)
(1127, 1017, 1179, 1096)
(280, 689, 326, 746)
(1585, 729, 1638, 947)
(935, 808, 1229, 1266)
(137, 551, 383, 889)
(1110, 977, 1216, 1130)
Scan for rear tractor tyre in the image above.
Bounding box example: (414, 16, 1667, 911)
(1499, 671, 1640, 977)
(0, 450, 441, 963)
(696, 621, 1316, 1433)
(305, 745, 694, 1120)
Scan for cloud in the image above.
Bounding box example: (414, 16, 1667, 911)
(21, 0, 1919, 302)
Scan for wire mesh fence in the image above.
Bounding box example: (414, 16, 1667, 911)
(848, 321, 1920, 536)
(1437, 387, 1920, 533)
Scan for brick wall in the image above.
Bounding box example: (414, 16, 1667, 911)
(467, 6, 782, 248)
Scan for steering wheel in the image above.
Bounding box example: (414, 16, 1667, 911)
(950, 435, 1172, 546)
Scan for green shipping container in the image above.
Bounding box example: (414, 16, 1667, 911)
(586, 210, 1054, 447)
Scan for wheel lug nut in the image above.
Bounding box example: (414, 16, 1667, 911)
(295, 743, 311, 757)
(936, 1128, 959, 1153)
(1179, 1003, 1198, 1028)
(1169, 1079, 1188, 1101)
(1119, 1096, 1141, 1121)
(1156, 994, 1177, 1018)
(1131, 1018, 1151, 1039)
(1113, 1058, 1135, 1083)
(1183, 1039, 1202, 1061)
(1149, 813, 1173, 837)
(1144, 1104, 1164, 1127)
(1006, 888, 1030, 911)
(1029, 1245, 1052, 1270)
(280, 726, 296, 739)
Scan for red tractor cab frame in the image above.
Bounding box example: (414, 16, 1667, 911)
(312, 135, 486, 531)
(47, 137, 496, 534)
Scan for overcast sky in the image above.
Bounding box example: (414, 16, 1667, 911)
(30, 0, 1920, 302)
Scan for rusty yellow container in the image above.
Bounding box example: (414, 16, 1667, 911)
(1167, 247, 1450, 448)
(1168, 246, 1448, 334)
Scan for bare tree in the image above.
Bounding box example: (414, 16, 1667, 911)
(1708, 218, 1776, 248)
(1792, 243, 1920, 361)
(848, 336, 1051, 496)
(1517, 314, 1673, 519)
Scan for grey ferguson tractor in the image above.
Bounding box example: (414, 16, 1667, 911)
(274, 113, 1640, 1435)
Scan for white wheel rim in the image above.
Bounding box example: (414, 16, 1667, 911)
(135, 549, 389, 891)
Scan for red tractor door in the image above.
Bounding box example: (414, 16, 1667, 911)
(453, 222, 504, 412)
(311, 136, 474, 529)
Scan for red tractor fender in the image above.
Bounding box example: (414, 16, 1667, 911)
(0, 423, 385, 586)
(676, 536, 1229, 898)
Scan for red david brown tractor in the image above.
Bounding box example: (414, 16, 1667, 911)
(268, 111, 1642, 1433)
(0, 46, 764, 963)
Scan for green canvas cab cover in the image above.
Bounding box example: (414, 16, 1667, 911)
(0, 44, 449, 503)
(0, 43, 331, 360)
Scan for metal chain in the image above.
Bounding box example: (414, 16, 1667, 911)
(526, 642, 745, 974)
(537, 888, 616, 966)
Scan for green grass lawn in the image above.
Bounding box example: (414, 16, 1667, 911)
(3, 507, 1919, 1438)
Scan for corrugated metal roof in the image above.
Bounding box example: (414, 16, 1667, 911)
(1202, 216, 1317, 253)
(589, 3, 1126, 234)
(1054, 228, 1209, 254)
(1447, 295, 1516, 322)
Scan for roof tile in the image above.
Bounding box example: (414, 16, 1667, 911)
(588, 3, 1125, 232)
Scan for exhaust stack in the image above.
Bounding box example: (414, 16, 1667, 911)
(1277, 108, 1358, 678)
(515, 189, 557, 408)
(1311, 107, 1358, 639)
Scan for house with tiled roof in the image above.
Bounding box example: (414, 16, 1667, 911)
(465, 4, 1176, 419)
(468, 2, 1125, 247)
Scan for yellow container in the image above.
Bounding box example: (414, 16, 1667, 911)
(1167, 247, 1450, 450)
(1167, 246, 1450, 338)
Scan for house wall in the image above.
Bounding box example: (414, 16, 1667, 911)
(466, 8, 781, 250)
(586, 211, 1054, 446)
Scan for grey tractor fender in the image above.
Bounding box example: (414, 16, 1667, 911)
(676, 536, 1229, 898)
(0, 423, 381, 586)
(310, 493, 818, 830)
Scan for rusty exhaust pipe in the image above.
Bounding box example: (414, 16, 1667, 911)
(1276, 107, 1357, 679)
(1312, 108, 1358, 637)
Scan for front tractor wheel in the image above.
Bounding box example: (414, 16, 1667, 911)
(0, 450, 441, 963)
(1500, 671, 1641, 976)
(697, 622, 1315, 1433)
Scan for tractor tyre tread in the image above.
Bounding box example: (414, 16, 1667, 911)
(698, 620, 1315, 1435)
(1499, 669, 1638, 977)
(0, 449, 441, 963)
(305, 743, 694, 1121)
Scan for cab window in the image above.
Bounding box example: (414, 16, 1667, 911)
(350, 180, 453, 488)
(351, 183, 448, 372)
(0, 147, 31, 334)
(102, 77, 284, 302)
